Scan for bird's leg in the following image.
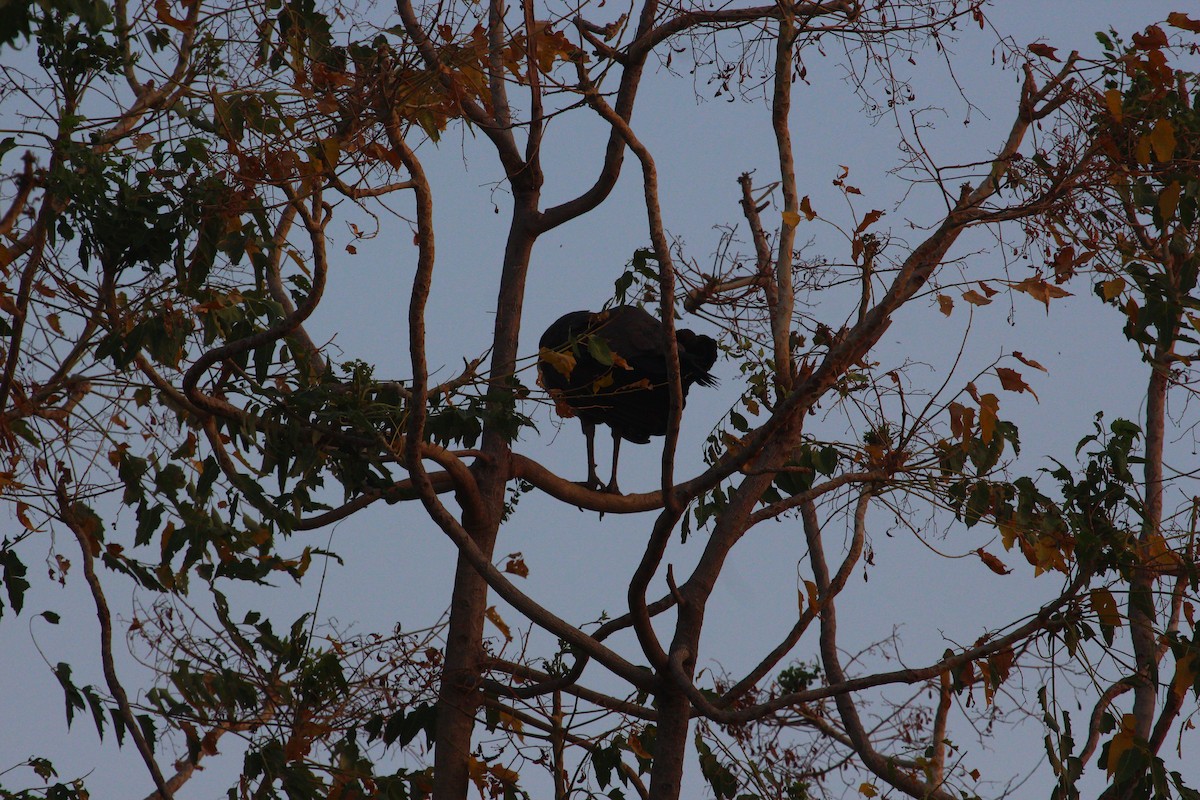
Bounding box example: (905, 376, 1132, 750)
(605, 429, 622, 494)
(581, 420, 603, 491)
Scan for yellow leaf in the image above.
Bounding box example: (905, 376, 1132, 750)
(1172, 653, 1199, 700)
(1149, 119, 1176, 162)
(782, 210, 802, 228)
(978, 393, 998, 443)
(1104, 88, 1123, 122)
(999, 521, 1019, 551)
(1033, 535, 1068, 576)
(1105, 714, 1139, 777)
(937, 294, 953, 316)
(1100, 277, 1126, 301)
(804, 579, 819, 613)
(497, 709, 525, 741)
(1159, 180, 1182, 221)
(1090, 588, 1123, 627)
(1135, 134, 1153, 166)
(1141, 533, 1179, 574)
(859, 783, 878, 798)
(538, 347, 575, 379)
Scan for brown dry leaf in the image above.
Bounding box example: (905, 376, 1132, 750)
(1010, 276, 1071, 311)
(484, 605, 512, 642)
(799, 195, 816, 221)
(962, 289, 992, 306)
(937, 294, 954, 316)
(1028, 42, 1060, 61)
(1167, 12, 1200, 32)
(974, 548, 1011, 575)
(996, 367, 1038, 401)
(855, 209, 884, 235)
(503, 554, 529, 578)
(1012, 352, 1048, 372)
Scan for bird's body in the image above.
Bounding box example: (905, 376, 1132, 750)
(538, 305, 718, 492)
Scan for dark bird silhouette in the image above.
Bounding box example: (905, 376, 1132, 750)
(538, 305, 718, 493)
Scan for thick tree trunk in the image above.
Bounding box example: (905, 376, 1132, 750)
(432, 207, 538, 800)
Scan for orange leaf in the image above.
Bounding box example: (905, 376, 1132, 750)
(974, 548, 1011, 575)
(628, 730, 652, 760)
